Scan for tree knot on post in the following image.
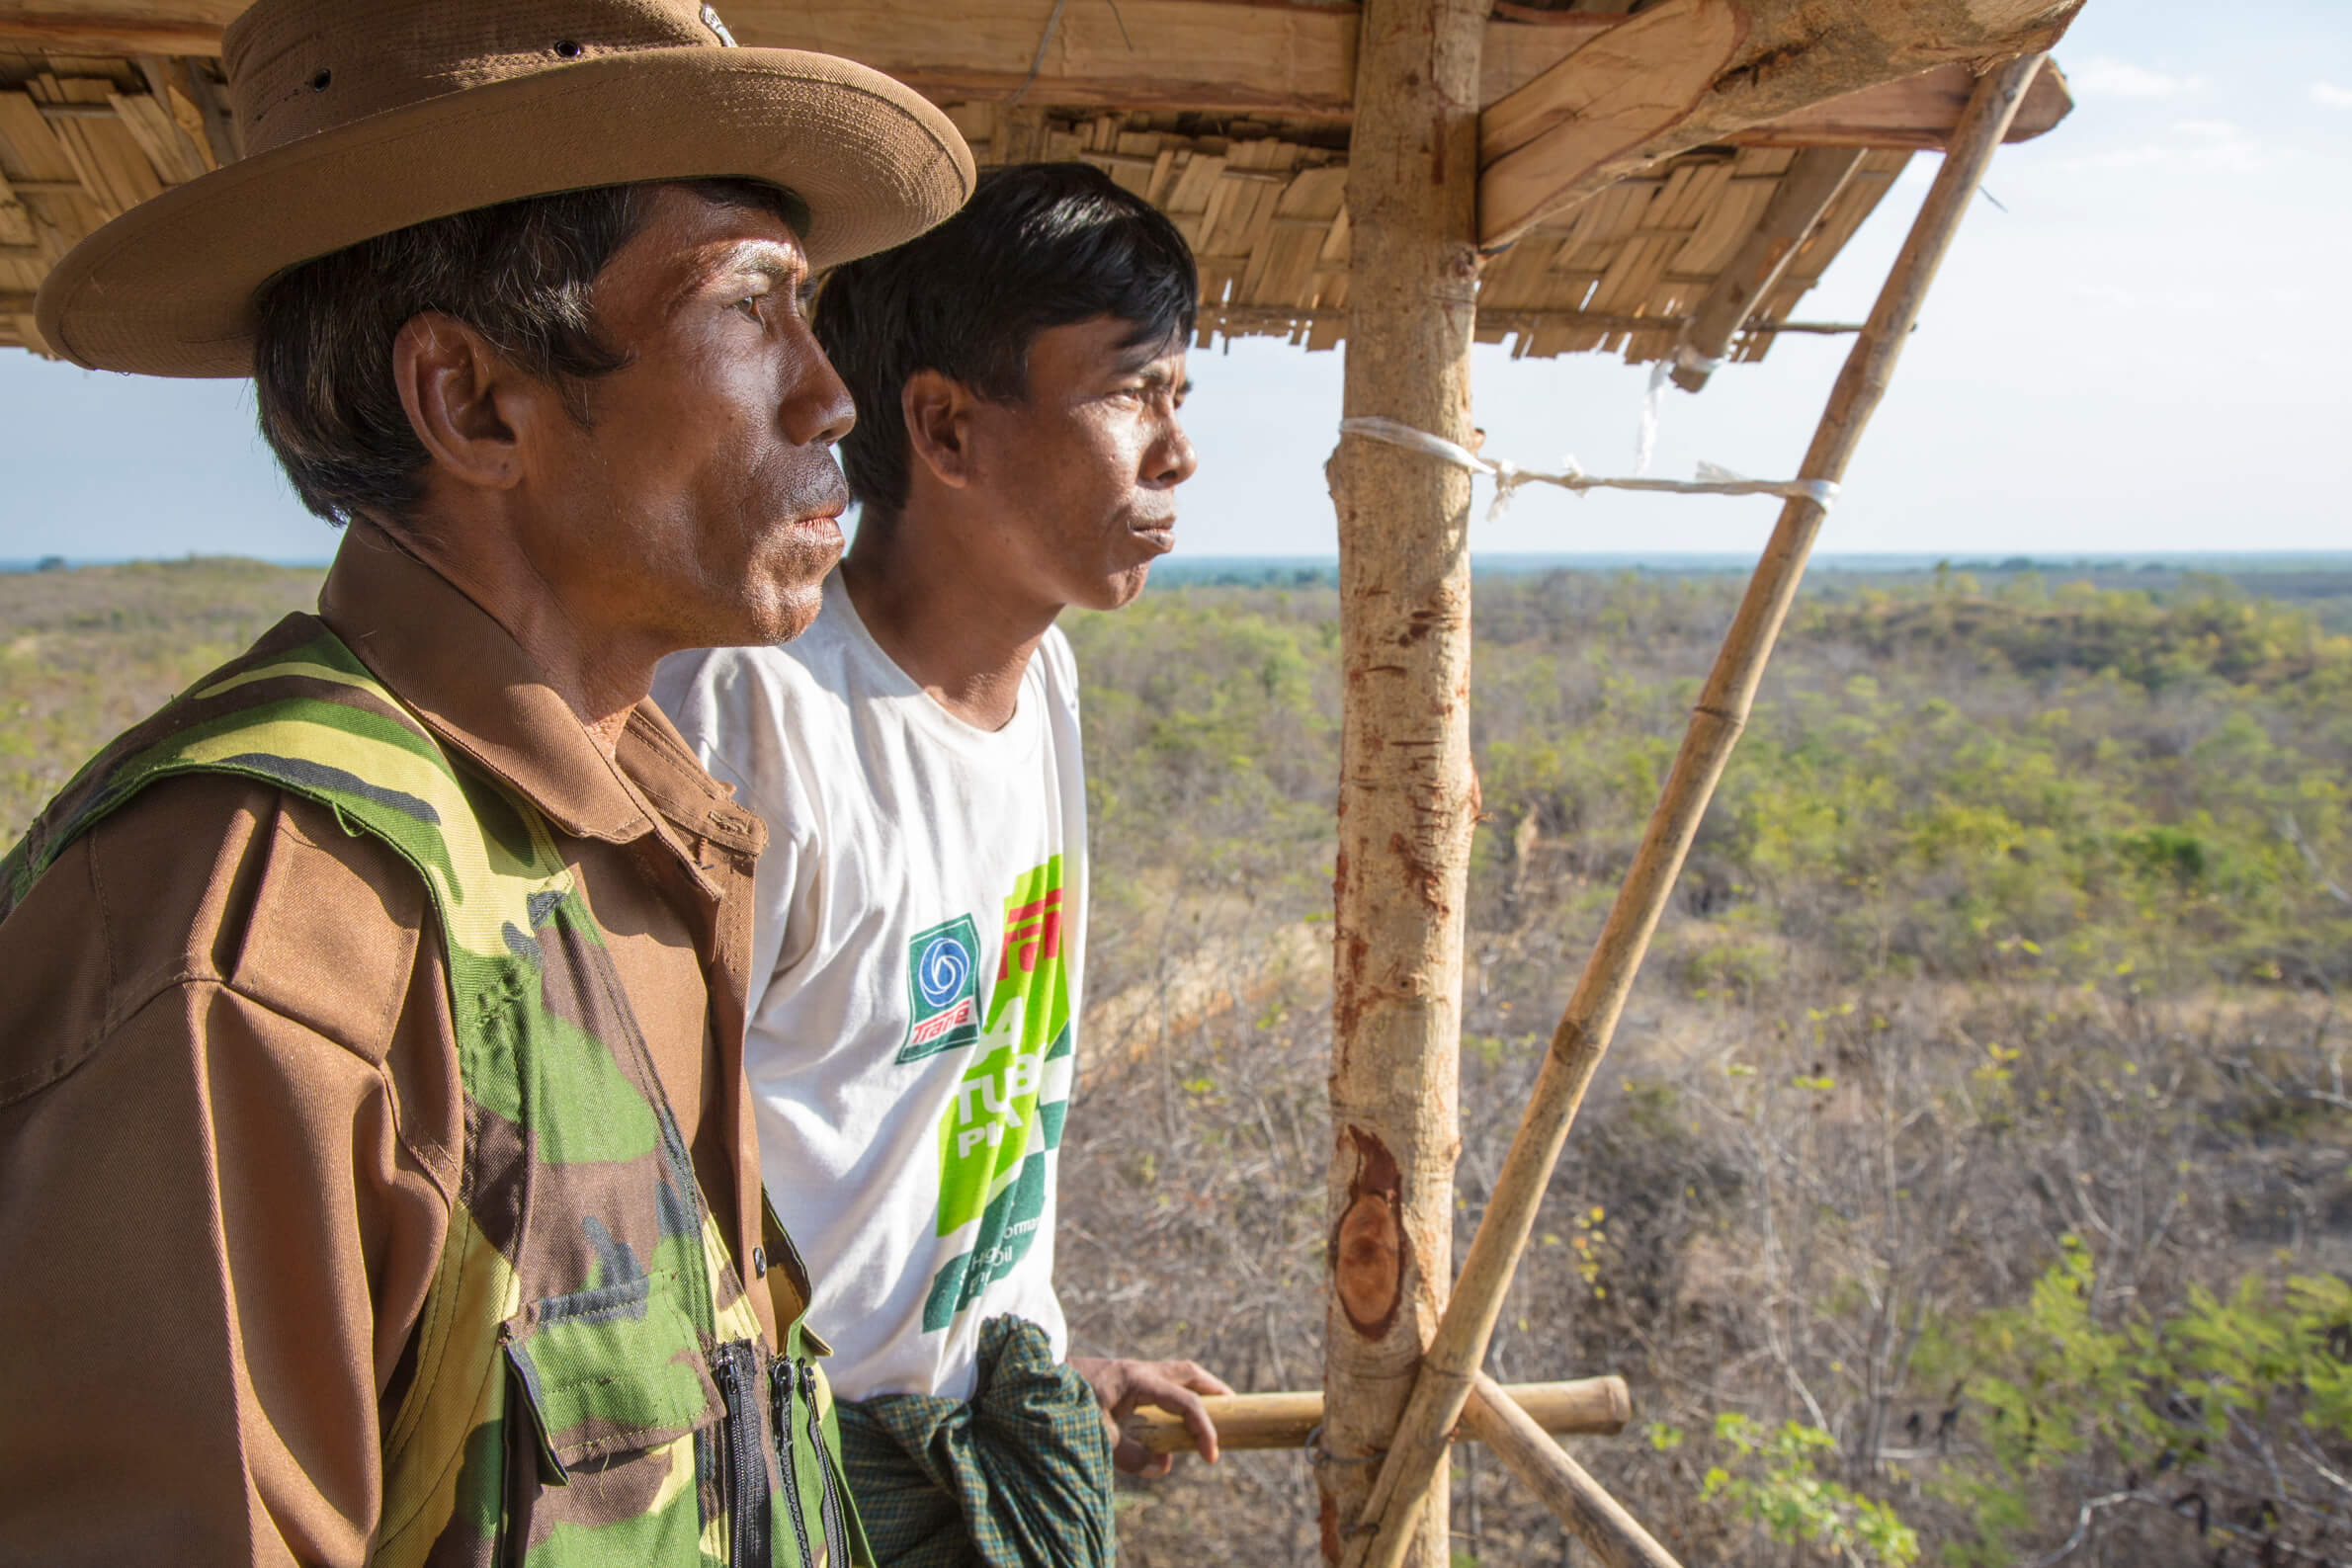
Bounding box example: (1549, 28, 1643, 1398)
(1331, 1126, 1410, 1339)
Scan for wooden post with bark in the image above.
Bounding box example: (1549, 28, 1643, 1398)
(1339, 51, 2052, 1568)
(1319, 0, 1486, 1557)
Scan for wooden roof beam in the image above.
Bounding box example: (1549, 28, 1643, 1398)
(0, 6, 237, 56)
(0, 0, 1603, 116)
(1668, 145, 1865, 391)
(1477, 0, 2084, 249)
(0, 1, 2070, 151)
(1731, 57, 2072, 150)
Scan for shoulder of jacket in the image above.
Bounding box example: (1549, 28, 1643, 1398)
(0, 775, 433, 1108)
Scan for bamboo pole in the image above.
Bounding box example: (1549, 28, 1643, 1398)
(1462, 1374, 1680, 1568)
(1340, 51, 2050, 1568)
(1669, 147, 1867, 392)
(1122, 1376, 1631, 1456)
(1318, 0, 1486, 1555)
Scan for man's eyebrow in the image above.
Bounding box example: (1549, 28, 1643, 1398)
(714, 240, 803, 283)
(666, 239, 805, 312)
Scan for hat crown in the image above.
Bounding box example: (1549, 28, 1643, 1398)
(223, 0, 737, 158)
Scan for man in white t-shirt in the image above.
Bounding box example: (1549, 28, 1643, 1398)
(655, 163, 1226, 1565)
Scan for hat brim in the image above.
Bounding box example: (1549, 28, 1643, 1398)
(36, 47, 975, 376)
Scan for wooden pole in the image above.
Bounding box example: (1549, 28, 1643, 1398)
(1122, 1376, 1631, 1456)
(1462, 1374, 1681, 1568)
(1669, 147, 1866, 392)
(1340, 52, 2050, 1568)
(1319, 0, 1486, 1555)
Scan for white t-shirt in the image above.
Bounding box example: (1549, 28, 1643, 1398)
(652, 571, 1083, 1402)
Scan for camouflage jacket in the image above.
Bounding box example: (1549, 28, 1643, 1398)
(0, 620, 870, 1568)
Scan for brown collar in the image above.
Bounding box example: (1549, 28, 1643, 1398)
(317, 521, 763, 867)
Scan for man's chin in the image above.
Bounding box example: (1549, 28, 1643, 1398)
(757, 576, 829, 645)
(741, 528, 842, 642)
(1090, 560, 1154, 612)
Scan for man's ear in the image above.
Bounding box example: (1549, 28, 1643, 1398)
(901, 369, 978, 491)
(391, 311, 554, 494)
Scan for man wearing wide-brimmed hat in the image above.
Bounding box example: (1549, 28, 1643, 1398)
(0, 3, 970, 1564)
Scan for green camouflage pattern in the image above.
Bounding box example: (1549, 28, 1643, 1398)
(0, 617, 868, 1567)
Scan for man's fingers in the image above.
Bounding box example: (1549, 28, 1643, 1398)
(1168, 1361, 1235, 1399)
(1112, 1434, 1173, 1477)
(1137, 1375, 1221, 1463)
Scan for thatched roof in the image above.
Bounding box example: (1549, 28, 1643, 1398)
(0, 8, 2070, 368)
(990, 105, 1915, 365)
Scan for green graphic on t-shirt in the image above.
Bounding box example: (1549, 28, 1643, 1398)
(983, 856, 1069, 1051)
(922, 1149, 1050, 1331)
(936, 1035, 1046, 1234)
(923, 858, 1071, 1329)
(921, 1031, 1070, 1331)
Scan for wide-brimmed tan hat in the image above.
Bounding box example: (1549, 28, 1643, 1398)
(36, 0, 974, 376)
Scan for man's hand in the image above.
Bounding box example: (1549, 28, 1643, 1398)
(1069, 1356, 1235, 1477)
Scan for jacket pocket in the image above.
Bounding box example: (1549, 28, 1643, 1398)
(501, 1274, 723, 1480)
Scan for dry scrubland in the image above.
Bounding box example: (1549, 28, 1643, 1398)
(7, 557, 2352, 1567)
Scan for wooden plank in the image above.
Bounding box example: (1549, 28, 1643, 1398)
(1122, 1376, 1631, 1456)
(1669, 172, 1778, 278)
(33, 74, 161, 216)
(0, 2, 2067, 156)
(1206, 301, 1868, 338)
(1479, 0, 1742, 180)
(107, 88, 206, 182)
(1730, 57, 2073, 150)
(738, 0, 1366, 116)
(0, 16, 227, 55)
(0, 167, 35, 247)
(1478, 0, 2083, 248)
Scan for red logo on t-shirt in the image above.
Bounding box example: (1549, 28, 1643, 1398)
(998, 889, 1063, 979)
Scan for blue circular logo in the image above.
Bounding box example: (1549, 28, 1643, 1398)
(917, 934, 972, 1009)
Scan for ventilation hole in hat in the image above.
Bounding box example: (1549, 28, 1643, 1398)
(309, 68, 332, 91)
(554, 40, 582, 58)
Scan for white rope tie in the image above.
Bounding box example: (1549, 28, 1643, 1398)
(1635, 343, 1729, 472)
(1338, 416, 1839, 523)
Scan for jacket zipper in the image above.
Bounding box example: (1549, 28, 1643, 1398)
(799, 1359, 853, 1568)
(770, 1357, 819, 1568)
(712, 1342, 771, 1568)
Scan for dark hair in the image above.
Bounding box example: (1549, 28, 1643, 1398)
(814, 161, 1198, 521)
(252, 178, 802, 527)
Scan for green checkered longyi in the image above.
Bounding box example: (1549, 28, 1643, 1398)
(835, 1316, 1115, 1567)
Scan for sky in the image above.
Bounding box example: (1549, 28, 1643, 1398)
(2, 0, 2347, 563)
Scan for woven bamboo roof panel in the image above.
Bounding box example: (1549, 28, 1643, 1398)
(0, 49, 228, 356)
(3, 44, 1908, 370)
(953, 102, 1909, 365)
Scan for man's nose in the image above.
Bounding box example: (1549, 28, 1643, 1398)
(1148, 417, 1198, 488)
(781, 331, 857, 449)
